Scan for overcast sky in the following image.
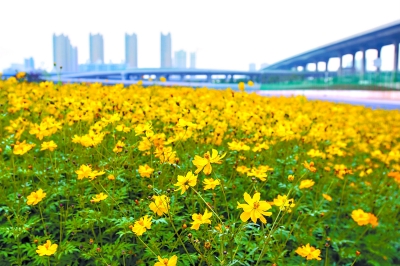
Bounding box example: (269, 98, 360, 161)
(1, 0, 399, 71)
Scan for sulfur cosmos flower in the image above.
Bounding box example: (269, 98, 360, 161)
(112, 140, 125, 153)
(91, 193, 108, 203)
(88, 170, 105, 181)
(75, 165, 93, 180)
(203, 178, 220, 190)
(299, 179, 315, 189)
(295, 243, 322, 260)
(192, 149, 226, 175)
(238, 81, 245, 92)
(149, 195, 170, 216)
(36, 240, 58, 256)
(174, 171, 198, 194)
(237, 192, 272, 224)
(273, 195, 295, 212)
(368, 213, 379, 228)
(191, 209, 212, 230)
(40, 140, 57, 151)
(322, 194, 332, 201)
(132, 215, 152, 236)
(154, 255, 178, 266)
(13, 140, 36, 155)
(138, 164, 154, 178)
(27, 189, 46, 205)
(303, 161, 317, 173)
(351, 209, 370, 226)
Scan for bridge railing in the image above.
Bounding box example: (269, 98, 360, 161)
(260, 71, 399, 90)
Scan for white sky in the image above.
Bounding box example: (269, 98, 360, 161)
(1, 0, 399, 71)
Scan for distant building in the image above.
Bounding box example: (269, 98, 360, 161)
(160, 33, 172, 68)
(190, 52, 196, 69)
(90, 33, 104, 64)
(174, 50, 187, 68)
(53, 34, 78, 72)
(249, 63, 256, 71)
(24, 57, 35, 71)
(125, 33, 138, 68)
(260, 63, 270, 70)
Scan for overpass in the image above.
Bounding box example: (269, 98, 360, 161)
(263, 20, 400, 79)
(45, 68, 332, 89)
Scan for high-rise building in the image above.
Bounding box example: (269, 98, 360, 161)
(53, 34, 78, 72)
(174, 50, 187, 68)
(24, 57, 35, 70)
(160, 33, 172, 68)
(249, 63, 256, 71)
(125, 33, 138, 68)
(90, 33, 104, 64)
(190, 52, 196, 69)
(260, 63, 270, 70)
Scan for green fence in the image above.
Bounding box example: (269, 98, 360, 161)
(260, 71, 399, 90)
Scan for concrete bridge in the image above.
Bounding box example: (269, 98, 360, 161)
(263, 20, 400, 79)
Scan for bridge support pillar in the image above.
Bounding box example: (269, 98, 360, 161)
(207, 74, 212, 83)
(315, 61, 319, 72)
(351, 53, 356, 75)
(338, 55, 343, 76)
(393, 41, 399, 82)
(361, 48, 366, 80)
(376, 47, 382, 73)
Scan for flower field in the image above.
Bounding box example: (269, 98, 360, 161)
(0, 76, 399, 265)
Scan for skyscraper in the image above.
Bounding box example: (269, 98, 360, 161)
(90, 33, 104, 64)
(53, 34, 78, 72)
(190, 52, 196, 69)
(160, 33, 172, 68)
(125, 33, 138, 68)
(24, 57, 35, 70)
(174, 50, 187, 68)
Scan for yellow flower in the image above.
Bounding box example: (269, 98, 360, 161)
(228, 140, 250, 151)
(27, 189, 46, 205)
(113, 140, 125, 153)
(75, 165, 93, 180)
(88, 170, 105, 181)
(273, 195, 295, 212)
(247, 167, 268, 181)
(192, 149, 226, 175)
(351, 209, 370, 226)
(154, 255, 178, 266)
(160, 76, 167, 82)
(238, 81, 245, 92)
(237, 192, 272, 223)
(92, 193, 108, 203)
(132, 215, 152, 236)
(40, 141, 57, 151)
(368, 213, 379, 228)
(247, 80, 254, 86)
(138, 164, 154, 178)
(303, 161, 317, 173)
(13, 140, 36, 155)
(36, 240, 58, 256)
(137, 80, 143, 85)
(322, 194, 332, 201)
(288, 175, 295, 182)
(295, 243, 322, 260)
(203, 178, 220, 190)
(236, 165, 250, 174)
(149, 195, 170, 216)
(191, 209, 212, 230)
(107, 174, 115, 180)
(174, 171, 197, 194)
(299, 179, 315, 189)
(16, 72, 26, 79)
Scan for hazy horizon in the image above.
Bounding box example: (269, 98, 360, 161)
(1, 0, 399, 71)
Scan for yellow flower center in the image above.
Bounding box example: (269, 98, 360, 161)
(163, 258, 169, 265)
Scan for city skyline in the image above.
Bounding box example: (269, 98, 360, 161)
(0, 0, 399, 71)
